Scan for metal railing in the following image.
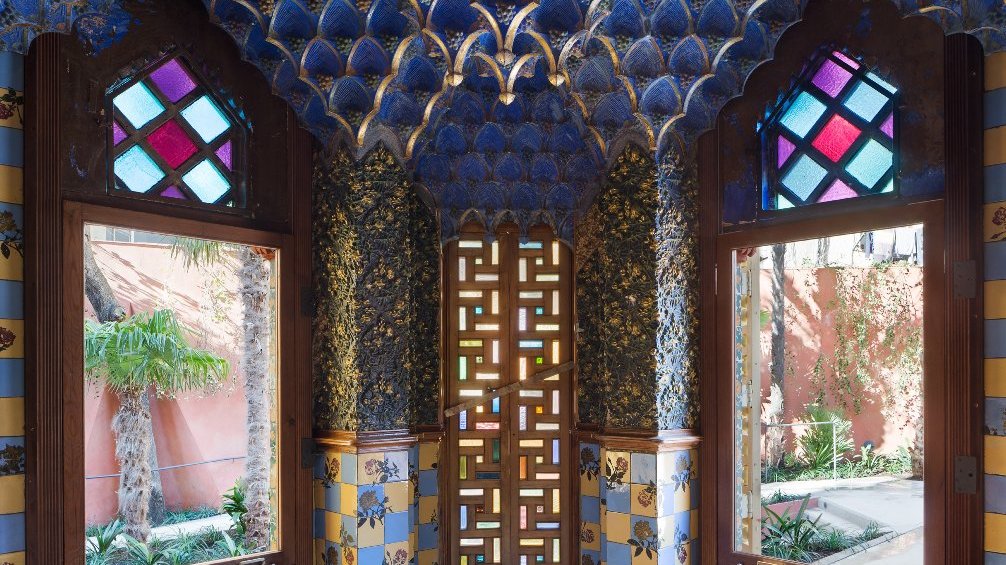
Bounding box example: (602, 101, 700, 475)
(85, 455, 247, 480)
(763, 420, 838, 481)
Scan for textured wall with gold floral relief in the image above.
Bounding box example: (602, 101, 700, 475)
(576, 148, 660, 430)
(312, 147, 440, 432)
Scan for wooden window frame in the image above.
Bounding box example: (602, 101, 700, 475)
(698, 30, 984, 565)
(23, 32, 315, 565)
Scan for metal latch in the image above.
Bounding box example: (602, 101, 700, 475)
(954, 455, 977, 494)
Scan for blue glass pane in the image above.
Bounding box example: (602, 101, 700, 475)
(182, 159, 230, 202)
(113, 82, 165, 129)
(114, 146, 165, 193)
(867, 72, 897, 94)
(779, 92, 827, 138)
(180, 95, 231, 143)
(845, 139, 893, 189)
(843, 81, 889, 122)
(781, 155, 827, 201)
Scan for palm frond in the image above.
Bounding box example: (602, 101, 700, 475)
(84, 309, 230, 394)
(169, 237, 226, 269)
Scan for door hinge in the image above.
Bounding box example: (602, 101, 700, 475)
(953, 260, 976, 299)
(301, 437, 317, 469)
(954, 455, 977, 494)
(300, 286, 314, 316)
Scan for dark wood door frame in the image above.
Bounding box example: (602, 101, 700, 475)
(698, 33, 984, 565)
(23, 32, 315, 564)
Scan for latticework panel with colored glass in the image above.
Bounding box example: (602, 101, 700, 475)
(447, 225, 572, 565)
(451, 232, 507, 565)
(762, 50, 898, 210)
(512, 229, 570, 565)
(109, 56, 242, 206)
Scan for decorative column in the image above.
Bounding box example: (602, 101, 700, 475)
(575, 147, 701, 565)
(311, 147, 441, 565)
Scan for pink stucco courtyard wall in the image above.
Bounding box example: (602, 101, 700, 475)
(84, 237, 249, 526)
(758, 265, 924, 456)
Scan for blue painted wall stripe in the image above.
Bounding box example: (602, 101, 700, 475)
(0, 52, 23, 92)
(986, 242, 1006, 281)
(0, 360, 22, 397)
(987, 89, 1006, 129)
(987, 164, 1006, 203)
(0, 128, 22, 168)
(0, 512, 25, 553)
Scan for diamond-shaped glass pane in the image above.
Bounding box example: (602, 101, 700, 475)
(844, 81, 889, 122)
(812, 114, 861, 162)
(845, 139, 892, 189)
(147, 119, 198, 169)
(811, 60, 852, 98)
(180, 95, 230, 143)
(781, 155, 827, 201)
(149, 59, 197, 103)
(182, 159, 230, 202)
(779, 92, 827, 138)
(818, 179, 857, 203)
(114, 146, 165, 193)
(778, 135, 795, 169)
(113, 82, 165, 129)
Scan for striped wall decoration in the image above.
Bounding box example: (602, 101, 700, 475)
(0, 50, 25, 565)
(985, 51, 1006, 564)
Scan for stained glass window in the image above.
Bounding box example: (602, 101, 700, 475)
(761, 50, 898, 210)
(108, 56, 243, 206)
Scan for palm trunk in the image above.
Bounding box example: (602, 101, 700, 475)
(238, 246, 273, 549)
(765, 243, 787, 467)
(112, 387, 152, 541)
(84, 237, 165, 535)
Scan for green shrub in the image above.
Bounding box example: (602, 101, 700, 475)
(222, 480, 248, 536)
(798, 404, 854, 471)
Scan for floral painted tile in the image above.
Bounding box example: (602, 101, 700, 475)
(631, 482, 658, 517)
(606, 451, 631, 488)
(385, 450, 408, 478)
(384, 480, 409, 511)
(627, 516, 659, 563)
(419, 441, 438, 470)
(581, 520, 601, 551)
(384, 540, 409, 564)
(323, 453, 342, 485)
(419, 495, 438, 524)
(418, 548, 438, 565)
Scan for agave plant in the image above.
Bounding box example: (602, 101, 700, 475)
(85, 309, 229, 540)
(761, 495, 821, 562)
(122, 535, 170, 565)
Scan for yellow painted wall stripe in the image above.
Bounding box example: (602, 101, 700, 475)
(987, 512, 1006, 553)
(0, 474, 23, 514)
(0, 165, 22, 204)
(987, 435, 1006, 476)
(0, 396, 22, 436)
(0, 552, 25, 565)
(988, 53, 1006, 91)
(987, 359, 1006, 397)
(987, 127, 1006, 166)
(987, 280, 1006, 319)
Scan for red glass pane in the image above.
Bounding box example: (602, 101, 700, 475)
(146, 119, 198, 169)
(811, 114, 861, 163)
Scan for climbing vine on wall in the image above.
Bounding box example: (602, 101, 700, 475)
(576, 147, 660, 430)
(313, 147, 440, 431)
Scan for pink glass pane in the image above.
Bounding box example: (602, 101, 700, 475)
(812, 114, 861, 162)
(149, 59, 197, 103)
(113, 121, 127, 145)
(811, 60, 853, 98)
(160, 185, 187, 199)
(881, 113, 894, 138)
(777, 135, 795, 168)
(818, 179, 857, 202)
(833, 51, 860, 69)
(147, 119, 198, 169)
(216, 140, 232, 170)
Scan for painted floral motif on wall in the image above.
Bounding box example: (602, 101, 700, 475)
(579, 446, 600, 480)
(628, 519, 659, 559)
(357, 487, 390, 528)
(362, 456, 400, 484)
(0, 443, 25, 475)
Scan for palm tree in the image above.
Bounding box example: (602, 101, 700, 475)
(171, 238, 275, 550)
(85, 309, 229, 540)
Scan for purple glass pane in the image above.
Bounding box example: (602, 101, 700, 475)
(113, 121, 127, 145)
(160, 185, 187, 200)
(818, 179, 857, 203)
(811, 60, 853, 98)
(881, 112, 894, 138)
(216, 140, 232, 170)
(777, 135, 795, 168)
(149, 59, 197, 103)
(833, 51, 860, 69)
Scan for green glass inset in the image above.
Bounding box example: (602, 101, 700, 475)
(459, 456, 468, 479)
(492, 439, 500, 463)
(459, 356, 467, 380)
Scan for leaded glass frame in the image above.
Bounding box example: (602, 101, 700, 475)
(760, 49, 899, 212)
(106, 52, 247, 209)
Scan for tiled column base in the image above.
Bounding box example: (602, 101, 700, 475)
(579, 432, 700, 565)
(312, 431, 441, 565)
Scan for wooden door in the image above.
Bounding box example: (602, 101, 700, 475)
(445, 223, 573, 565)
